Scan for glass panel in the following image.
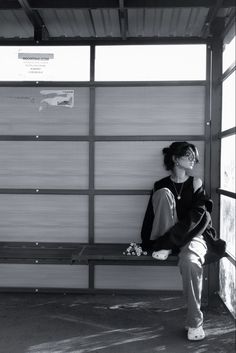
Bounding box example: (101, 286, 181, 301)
(0, 46, 90, 81)
(219, 258, 236, 318)
(95, 45, 206, 81)
(0, 141, 89, 189)
(220, 195, 236, 259)
(221, 135, 236, 192)
(0, 87, 89, 135)
(95, 86, 205, 135)
(0, 195, 88, 243)
(95, 141, 204, 189)
(222, 71, 236, 131)
(223, 24, 236, 73)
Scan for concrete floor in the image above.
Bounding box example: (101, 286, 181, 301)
(0, 292, 235, 353)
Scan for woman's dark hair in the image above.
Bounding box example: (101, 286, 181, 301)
(162, 141, 199, 171)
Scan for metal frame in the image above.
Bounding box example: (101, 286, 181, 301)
(0, 41, 213, 294)
(217, 22, 236, 266)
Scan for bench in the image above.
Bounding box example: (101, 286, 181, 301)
(71, 243, 209, 303)
(71, 243, 179, 265)
(0, 242, 209, 301)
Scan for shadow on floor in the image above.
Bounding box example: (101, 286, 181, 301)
(0, 292, 235, 353)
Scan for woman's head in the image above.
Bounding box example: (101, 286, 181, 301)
(162, 141, 199, 171)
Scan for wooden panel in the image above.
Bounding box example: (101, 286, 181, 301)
(95, 195, 149, 243)
(95, 141, 204, 189)
(0, 87, 89, 135)
(95, 265, 182, 290)
(0, 195, 88, 243)
(0, 264, 88, 288)
(95, 86, 205, 135)
(0, 141, 88, 189)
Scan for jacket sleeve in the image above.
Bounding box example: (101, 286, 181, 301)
(152, 186, 212, 250)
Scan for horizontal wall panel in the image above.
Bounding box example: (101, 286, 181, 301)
(95, 195, 149, 243)
(0, 195, 88, 243)
(95, 141, 204, 189)
(0, 141, 88, 189)
(0, 264, 88, 288)
(95, 265, 182, 290)
(95, 86, 205, 135)
(0, 87, 89, 135)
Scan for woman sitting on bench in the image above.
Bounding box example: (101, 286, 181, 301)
(140, 141, 225, 341)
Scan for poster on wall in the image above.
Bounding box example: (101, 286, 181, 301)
(39, 90, 74, 111)
(0, 46, 90, 81)
(18, 51, 54, 79)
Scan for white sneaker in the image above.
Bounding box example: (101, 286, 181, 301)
(188, 326, 205, 341)
(152, 249, 172, 260)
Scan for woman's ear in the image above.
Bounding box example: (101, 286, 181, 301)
(172, 155, 179, 166)
(172, 155, 177, 164)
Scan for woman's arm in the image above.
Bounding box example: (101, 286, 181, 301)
(193, 177, 202, 192)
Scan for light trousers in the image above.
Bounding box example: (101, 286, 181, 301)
(151, 188, 207, 328)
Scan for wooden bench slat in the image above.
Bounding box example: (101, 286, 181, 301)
(71, 244, 179, 265)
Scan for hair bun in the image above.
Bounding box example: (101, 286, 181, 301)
(162, 147, 170, 155)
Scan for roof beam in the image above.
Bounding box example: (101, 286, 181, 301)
(125, 0, 235, 7)
(0, 36, 209, 46)
(1, 0, 235, 9)
(0, 0, 21, 9)
(17, 0, 49, 41)
(201, 0, 226, 38)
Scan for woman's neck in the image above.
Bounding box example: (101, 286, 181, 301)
(170, 167, 188, 183)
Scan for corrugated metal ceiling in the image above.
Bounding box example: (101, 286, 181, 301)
(0, 0, 235, 42)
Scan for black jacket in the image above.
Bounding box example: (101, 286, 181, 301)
(141, 182, 226, 264)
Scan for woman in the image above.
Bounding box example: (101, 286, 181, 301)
(141, 141, 226, 341)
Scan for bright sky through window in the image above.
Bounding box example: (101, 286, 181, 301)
(95, 45, 206, 81)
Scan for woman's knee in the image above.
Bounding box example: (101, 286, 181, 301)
(178, 252, 203, 271)
(154, 187, 172, 198)
(152, 188, 175, 207)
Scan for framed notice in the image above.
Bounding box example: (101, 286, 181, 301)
(0, 46, 90, 81)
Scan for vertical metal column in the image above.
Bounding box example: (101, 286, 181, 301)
(208, 18, 224, 296)
(204, 44, 212, 195)
(89, 45, 95, 245)
(88, 45, 96, 289)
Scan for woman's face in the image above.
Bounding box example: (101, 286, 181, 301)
(175, 148, 196, 170)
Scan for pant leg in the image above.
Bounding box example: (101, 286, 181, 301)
(178, 236, 207, 328)
(150, 188, 178, 240)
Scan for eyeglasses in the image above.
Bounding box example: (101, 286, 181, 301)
(181, 152, 196, 162)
